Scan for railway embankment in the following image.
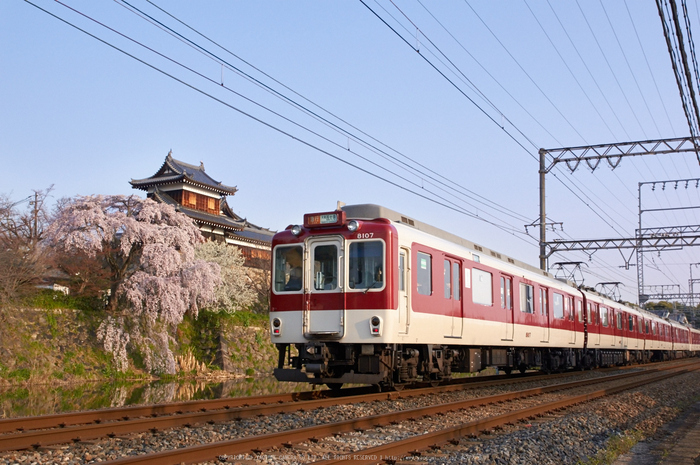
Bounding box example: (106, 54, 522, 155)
(0, 305, 276, 387)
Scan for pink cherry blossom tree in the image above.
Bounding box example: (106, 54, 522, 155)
(46, 195, 221, 373)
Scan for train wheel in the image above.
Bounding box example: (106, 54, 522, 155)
(518, 363, 528, 374)
(326, 383, 343, 391)
(503, 366, 513, 375)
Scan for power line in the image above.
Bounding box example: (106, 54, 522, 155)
(26, 0, 538, 246)
(121, 0, 534, 227)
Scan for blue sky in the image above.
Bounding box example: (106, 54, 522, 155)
(2, 0, 700, 304)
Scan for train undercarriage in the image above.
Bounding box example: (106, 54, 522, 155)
(274, 341, 696, 389)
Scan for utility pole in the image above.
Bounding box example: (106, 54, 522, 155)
(690, 263, 700, 307)
(32, 191, 39, 247)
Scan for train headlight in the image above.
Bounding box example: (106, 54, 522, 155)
(272, 318, 282, 336)
(369, 316, 382, 336)
(347, 220, 360, 232)
(291, 225, 302, 236)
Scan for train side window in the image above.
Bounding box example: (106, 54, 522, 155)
(629, 315, 634, 332)
(566, 297, 573, 321)
(587, 303, 592, 325)
(348, 240, 384, 290)
(617, 312, 623, 330)
(500, 277, 512, 309)
(520, 283, 534, 313)
(553, 293, 564, 319)
(600, 307, 608, 327)
(472, 268, 493, 306)
(273, 245, 303, 292)
(539, 288, 548, 316)
(444, 260, 451, 299)
(416, 252, 432, 296)
(577, 301, 583, 322)
(453, 262, 461, 301)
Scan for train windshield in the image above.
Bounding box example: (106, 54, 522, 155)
(273, 246, 303, 292)
(348, 240, 384, 290)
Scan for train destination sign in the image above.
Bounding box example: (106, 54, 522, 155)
(304, 211, 346, 228)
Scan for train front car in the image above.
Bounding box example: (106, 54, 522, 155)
(270, 206, 398, 388)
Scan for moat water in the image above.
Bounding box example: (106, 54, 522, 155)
(0, 376, 309, 418)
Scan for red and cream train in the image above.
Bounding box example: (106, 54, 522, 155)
(269, 204, 700, 388)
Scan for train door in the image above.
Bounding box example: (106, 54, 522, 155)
(303, 237, 345, 337)
(588, 303, 601, 346)
(501, 276, 514, 341)
(567, 297, 576, 345)
(540, 287, 550, 343)
(618, 311, 626, 348)
(444, 257, 463, 338)
(398, 248, 410, 334)
(631, 315, 639, 349)
(604, 308, 615, 348)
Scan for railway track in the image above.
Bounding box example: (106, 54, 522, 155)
(94, 361, 699, 464)
(2, 360, 697, 464)
(0, 368, 574, 451)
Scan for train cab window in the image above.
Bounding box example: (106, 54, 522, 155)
(500, 277, 512, 309)
(273, 245, 303, 292)
(313, 245, 338, 291)
(577, 301, 583, 322)
(472, 269, 493, 306)
(416, 252, 432, 296)
(520, 283, 534, 313)
(553, 293, 564, 319)
(348, 240, 384, 290)
(600, 307, 609, 327)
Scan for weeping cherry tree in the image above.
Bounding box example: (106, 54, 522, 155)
(46, 195, 221, 374)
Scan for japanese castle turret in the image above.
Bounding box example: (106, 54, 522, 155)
(130, 151, 274, 269)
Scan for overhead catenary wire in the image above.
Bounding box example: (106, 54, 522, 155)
(367, 0, 637, 236)
(118, 0, 535, 228)
(27, 0, 539, 247)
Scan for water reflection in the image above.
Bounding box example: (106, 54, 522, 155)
(0, 377, 309, 419)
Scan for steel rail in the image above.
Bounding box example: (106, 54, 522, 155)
(94, 363, 698, 465)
